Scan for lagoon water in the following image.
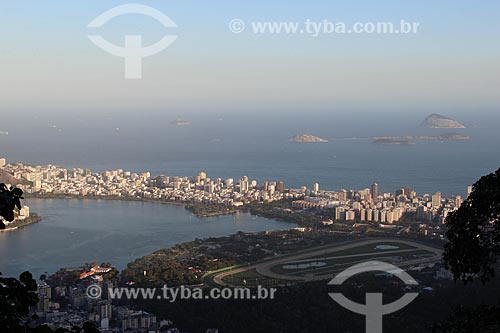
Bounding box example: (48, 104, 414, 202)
(0, 199, 295, 278)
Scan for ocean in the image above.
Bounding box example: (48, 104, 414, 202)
(1, 110, 499, 277)
(1, 110, 499, 197)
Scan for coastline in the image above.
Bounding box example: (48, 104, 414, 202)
(26, 193, 185, 206)
(0, 213, 42, 232)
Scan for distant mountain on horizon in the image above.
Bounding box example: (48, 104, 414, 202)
(421, 114, 466, 129)
(0, 169, 25, 185)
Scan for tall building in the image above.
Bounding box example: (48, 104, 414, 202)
(313, 183, 320, 192)
(380, 210, 386, 223)
(276, 181, 284, 192)
(338, 190, 347, 202)
(432, 192, 442, 208)
(366, 209, 373, 221)
(100, 301, 112, 319)
(467, 185, 473, 197)
(403, 187, 413, 198)
(262, 181, 269, 191)
(239, 179, 249, 193)
(371, 182, 379, 199)
(360, 208, 366, 221)
(18, 206, 30, 220)
(37, 283, 52, 313)
(0, 157, 6, 168)
(416, 205, 427, 220)
(335, 206, 345, 221)
(386, 211, 394, 223)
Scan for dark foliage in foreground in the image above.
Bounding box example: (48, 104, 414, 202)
(0, 271, 38, 332)
(444, 167, 500, 284)
(440, 166, 500, 331)
(128, 274, 500, 333)
(0, 183, 24, 229)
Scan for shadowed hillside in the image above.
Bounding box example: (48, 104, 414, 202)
(0, 170, 28, 185)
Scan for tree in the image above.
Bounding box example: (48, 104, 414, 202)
(443, 167, 500, 283)
(81, 322, 100, 333)
(1, 187, 105, 333)
(0, 183, 24, 229)
(32, 325, 54, 333)
(0, 271, 39, 332)
(433, 304, 500, 333)
(440, 167, 500, 332)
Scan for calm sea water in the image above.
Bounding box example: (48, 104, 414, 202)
(1, 111, 500, 196)
(0, 199, 295, 278)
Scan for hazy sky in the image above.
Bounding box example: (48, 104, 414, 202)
(0, 0, 499, 114)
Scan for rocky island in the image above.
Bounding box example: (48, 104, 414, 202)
(289, 134, 328, 143)
(434, 133, 470, 140)
(421, 114, 466, 128)
(373, 133, 470, 145)
(372, 133, 470, 142)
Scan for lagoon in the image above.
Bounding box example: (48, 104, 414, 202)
(0, 199, 294, 278)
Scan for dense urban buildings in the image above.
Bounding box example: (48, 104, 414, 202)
(0, 157, 470, 332)
(1, 157, 465, 227)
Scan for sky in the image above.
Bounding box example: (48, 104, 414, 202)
(0, 0, 499, 116)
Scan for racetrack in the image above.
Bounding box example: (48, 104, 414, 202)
(211, 238, 443, 286)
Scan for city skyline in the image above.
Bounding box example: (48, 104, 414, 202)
(1, 156, 467, 229)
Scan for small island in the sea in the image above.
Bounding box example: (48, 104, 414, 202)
(372, 133, 470, 145)
(289, 134, 328, 143)
(421, 114, 466, 129)
(170, 119, 192, 126)
(373, 138, 415, 145)
(372, 133, 470, 142)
